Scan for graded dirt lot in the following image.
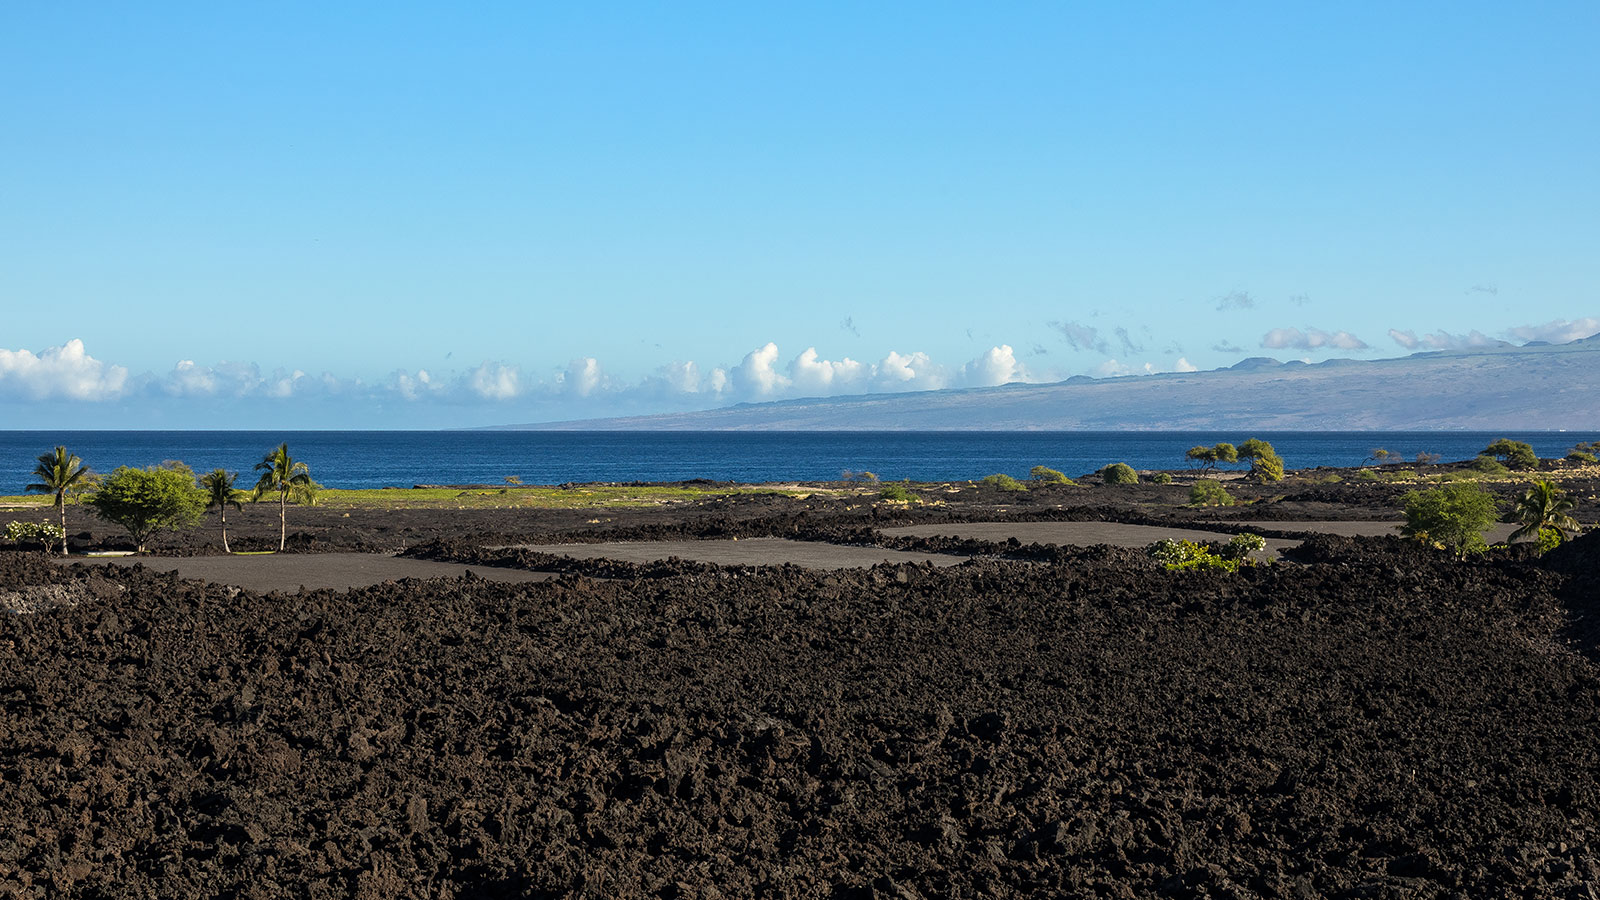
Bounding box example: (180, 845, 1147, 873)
(57, 553, 561, 593)
(879, 521, 1304, 555)
(504, 537, 969, 570)
(3, 467, 1599, 898)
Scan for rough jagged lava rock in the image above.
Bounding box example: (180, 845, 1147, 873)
(2, 535, 1598, 898)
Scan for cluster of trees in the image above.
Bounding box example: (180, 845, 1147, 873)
(20, 443, 317, 555)
(1184, 439, 1284, 482)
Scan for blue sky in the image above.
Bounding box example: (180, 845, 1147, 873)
(2, 3, 1596, 427)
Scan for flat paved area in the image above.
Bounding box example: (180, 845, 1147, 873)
(509, 538, 968, 570)
(59, 553, 560, 593)
(879, 522, 1303, 554)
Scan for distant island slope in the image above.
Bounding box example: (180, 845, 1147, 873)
(496, 335, 1600, 431)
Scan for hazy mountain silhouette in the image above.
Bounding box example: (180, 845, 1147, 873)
(496, 335, 1600, 431)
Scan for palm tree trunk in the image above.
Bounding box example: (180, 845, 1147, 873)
(56, 493, 67, 556)
(279, 488, 288, 552)
(221, 508, 230, 554)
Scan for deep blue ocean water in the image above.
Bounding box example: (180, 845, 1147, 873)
(2, 431, 1596, 492)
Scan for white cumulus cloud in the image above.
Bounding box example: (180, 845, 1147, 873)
(1261, 327, 1368, 351)
(0, 339, 128, 401)
(961, 344, 1027, 386)
(730, 342, 790, 396)
(1505, 317, 1600, 345)
(788, 347, 867, 393)
(468, 361, 522, 400)
(559, 357, 607, 397)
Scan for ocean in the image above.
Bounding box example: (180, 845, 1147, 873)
(2, 431, 1596, 493)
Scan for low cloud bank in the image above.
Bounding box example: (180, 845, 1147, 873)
(0, 339, 1035, 412)
(1261, 327, 1369, 351)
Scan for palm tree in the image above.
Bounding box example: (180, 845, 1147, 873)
(25, 446, 92, 556)
(253, 443, 313, 552)
(1509, 480, 1581, 543)
(200, 469, 245, 553)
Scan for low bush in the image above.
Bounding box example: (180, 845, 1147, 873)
(3, 521, 66, 549)
(1536, 527, 1565, 554)
(842, 470, 879, 483)
(1468, 456, 1508, 475)
(1400, 482, 1499, 555)
(1189, 479, 1234, 507)
(1223, 533, 1267, 560)
(1149, 472, 1172, 484)
(981, 473, 1027, 492)
(1100, 463, 1139, 485)
(1028, 465, 1073, 485)
(879, 482, 920, 502)
(1147, 539, 1240, 572)
(1566, 451, 1598, 464)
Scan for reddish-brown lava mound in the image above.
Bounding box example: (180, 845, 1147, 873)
(2, 538, 1598, 898)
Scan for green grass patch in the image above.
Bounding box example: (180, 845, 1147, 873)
(305, 484, 816, 510)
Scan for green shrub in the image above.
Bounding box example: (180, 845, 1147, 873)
(86, 462, 208, 552)
(981, 473, 1027, 492)
(1482, 438, 1539, 470)
(1400, 482, 1499, 555)
(1028, 465, 1073, 485)
(1566, 451, 1598, 464)
(1146, 539, 1239, 572)
(3, 521, 66, 549)
(1467, 455, 1508, 475)
(1535, 526, 1565, 554)
(1149, 472, 1173, 484)
(1237, 438, 1285, 482)
(879, 482, 919, 502)
(842, 470, 879, 483)
(1100, 463, 1139, 485)
(1188, 479, 1235, 507)
(1223, 533, 1267, 560)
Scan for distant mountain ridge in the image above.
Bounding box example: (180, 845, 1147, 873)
(495, 335, 1600, 431)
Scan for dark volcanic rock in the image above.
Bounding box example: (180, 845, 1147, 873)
(2, 537, 1598, 897)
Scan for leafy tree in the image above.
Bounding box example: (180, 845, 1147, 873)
(1100, 463, 1139, 485)
(86, 463, 207, 552)
(1237, 438, 1284, 482)
(1189, 479, 1235, 507)
(200, 469, 246, 553)
(1415, 451, 1442, 466)
(1481, 438, 1539, 470)
(1509, 480, 1581, 544)
(25, 446, 94, 556)
(253, 443, 315, 552)
(1367, 448, 1394, 464)
(1568, 450, 1599, 465)
(1400, 482, 1499, 555)
(1029, 465, 1073, 485)
(1185, 443, 1238, 473)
